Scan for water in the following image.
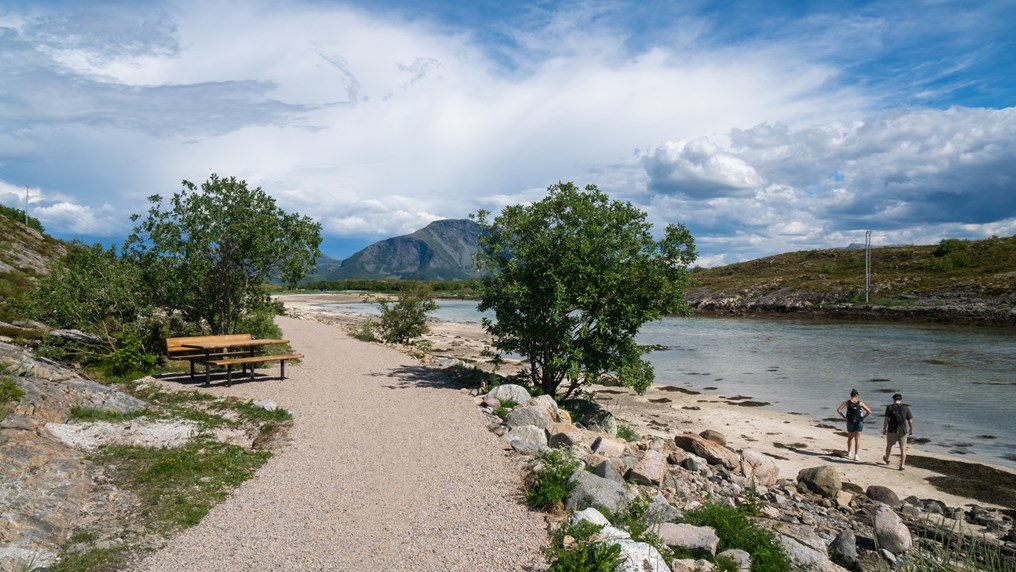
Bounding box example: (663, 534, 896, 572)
(318, 299, 1016, 469)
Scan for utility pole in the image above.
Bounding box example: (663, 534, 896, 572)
(25, 186, 29, 225)
(864, 230, 872, 303)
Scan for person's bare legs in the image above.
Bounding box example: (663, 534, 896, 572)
(884, 439, 893, 464)
(855, 433, 862, 460)
(899, 441, 907, 468)
(847, 433, 857, 457)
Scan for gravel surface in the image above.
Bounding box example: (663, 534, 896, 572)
(135, 316, 548, 571)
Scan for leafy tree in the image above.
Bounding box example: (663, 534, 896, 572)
(473, 182, 696, 399)
(123, 174, 321, 335)
(365, 281, 439, 344)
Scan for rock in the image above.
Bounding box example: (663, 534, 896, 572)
(866, 485, 900, 507)
(566, 469, 629, 514)
(673, 433, 738, 469)
(480, 395, 501, 410)
(505, 425, 548, 452)
(592, 436, 628, 457)
(874, 505, 912, 554)
(644, 494, 682, 528)
(629, 450, 668, 486)
(504, 405, 554, 429)
(612, 539, 671, 572)
(739, 449, 780, 487)
(718, 549, 751, 571)
(568, 507, 612, 528)
(671, 558, 714, 572)
(563, 399, 618, 436)
(252, 399, 277, 411)
(796, 465, 842, 498)
(485, 384, 531, 404)
(591, 460, 626, 485)
(527, 395, 561, 419)
(546, 422, 584, 448)
(699, 429, 726, 445)
(828, 528, 857, 569)
(777, 534, 842, 572)
(658, 523, 720, 556)
(48, 329, 113, 346)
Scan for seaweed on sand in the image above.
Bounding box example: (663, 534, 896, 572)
(908, 455, 1016, 509)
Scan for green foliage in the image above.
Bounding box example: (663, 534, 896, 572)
(1, 376, 25, 420)
(123, 174, 322, 335)
(70, 406, 151, 422)
(298, 278, 476, 295)
(544, 521, 626, 572)
(495, 398, 519, 419)
(473, 182, 696, 399)
(105, 332, 158, 377)
(364, 281, 439, 344)
(0, 203, 44, 233)
(527, 448, 582, 510)
(682, 503, 791, 572)
(50, 545, 125, 572)
(615, 421, 639, 442)
(934, 238, 972, 257)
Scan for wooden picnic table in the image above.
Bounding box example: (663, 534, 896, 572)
(178, 338, 300, 387)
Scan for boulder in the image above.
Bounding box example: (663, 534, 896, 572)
(739, 449, 780, 487)
(718, 549, 751, 572)
(828, 528, 857, 569)
(658, 523, 720, 556)
(671, 559, 714, 572)
(874, 505, 912, 554)
(505, 425, 547, 452)
(699, 429, 726, 445)
(546, 422, 584, 448)
(480, 395, 501, 410)
(528, 395, 561, 419)
(673, 433, 738, 469)
(485, 384, 531, 404)
(777, 535, 842, 572)
(796, 465, 842, 498)
(629, 449, 667, 486)
(563, 399, 618, 436)
(591, 460, 626, 485)
(612, 539, 671, 572)
(566, 470, 629, 514)
(592, 436, 628, 457)
(504, 405, 554, 430)
(866, 485, 900, 507)
(568, 507, 612, 528)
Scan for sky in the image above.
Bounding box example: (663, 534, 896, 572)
(1, 0, 1014, 267)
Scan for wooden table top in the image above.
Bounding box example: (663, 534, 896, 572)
(180, 339, 289, 350)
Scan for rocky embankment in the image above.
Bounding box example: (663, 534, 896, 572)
(686, 289, 1016, 327)
(477, 383, 1016, 571)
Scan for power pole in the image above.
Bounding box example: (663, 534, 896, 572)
(25, 187, 29, 225)
(864, 230, 872, 303)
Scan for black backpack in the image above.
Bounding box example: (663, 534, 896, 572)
(888, 404, 907, 432)
(846, 401, 862, 423)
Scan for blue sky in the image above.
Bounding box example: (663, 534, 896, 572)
(1, 0, 1014, 266)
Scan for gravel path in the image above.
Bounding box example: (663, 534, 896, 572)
(135, 316, 548, 571)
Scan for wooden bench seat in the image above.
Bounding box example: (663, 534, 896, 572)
(208, 354, 303, 386)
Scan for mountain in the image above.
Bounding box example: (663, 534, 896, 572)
(0, 213, 66, 307)
(310, 219, 483, 281)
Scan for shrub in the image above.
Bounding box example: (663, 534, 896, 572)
(615, 421, 639, 442)
(365, 281, 439, 344)
(527, 448, 582, 510)
(544, 520, 626, 572)
(681, 503, 791, 572)
(105, 333, 158, 378)
(1, 376, 25, 420)
(495, 398, 519, 419)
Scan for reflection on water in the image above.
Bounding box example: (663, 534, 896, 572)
(320, 300, 1016, 469)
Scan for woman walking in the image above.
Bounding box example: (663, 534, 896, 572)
(837, 389, 872, 461)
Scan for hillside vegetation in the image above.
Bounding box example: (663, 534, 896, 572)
(687, 235, 1016, 325)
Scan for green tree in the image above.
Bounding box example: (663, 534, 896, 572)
(473, 182, 696, 399)
(124, 174, 322, 335)
(366, 281, 439, 344)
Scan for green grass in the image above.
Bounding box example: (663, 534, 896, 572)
(70, 406, 152, 422)
(681, 503, 792, 572)
(527, 448, 581, 510)
(496, 398, 519, 419)
(615, 420, 639, 442)
(50, 545, 126, 572)
(543, 520, 626, 572)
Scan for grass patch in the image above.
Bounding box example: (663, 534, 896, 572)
(495, 398, 519, 419)
(70, 406, 152, 422)
(92, 439, 271, 533)
(543, 520, 626, 572)
(527, 448, 581, 510)
(50, 546, 126, 572)
(615, 420, 639, 442)
(682, 503, 792, 572)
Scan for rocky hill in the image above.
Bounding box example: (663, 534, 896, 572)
(311, 219, 483, 281)
(686, 236, 1016, 326)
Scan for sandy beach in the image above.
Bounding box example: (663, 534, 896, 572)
(279, 292, 1016, 511)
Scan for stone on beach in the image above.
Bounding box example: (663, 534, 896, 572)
(673, 432, 739, 469)
(874, 505, 912, 554)
(740, 449, 780, 487)
(797, 465, 842, 498)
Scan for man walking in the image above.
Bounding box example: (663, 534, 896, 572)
(882, 393, 913, 471)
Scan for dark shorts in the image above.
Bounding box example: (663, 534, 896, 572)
(847, 420, 864, 433)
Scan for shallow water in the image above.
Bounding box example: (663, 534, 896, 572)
(319, 299, 1016, 469)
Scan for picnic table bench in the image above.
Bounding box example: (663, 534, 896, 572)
(166, 334, 302, 387)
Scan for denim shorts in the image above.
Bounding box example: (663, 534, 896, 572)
(846, 420, 864, 433)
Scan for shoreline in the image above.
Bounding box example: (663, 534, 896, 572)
(277, 293, 1016, 510)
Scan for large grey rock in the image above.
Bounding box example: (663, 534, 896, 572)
(591, 460, 626, 484)
(777, 535, 842, 572)
(671, 558, 714, 572)
(718, 549, 751, 572)
(796, 465, 842, 499)
(546, 422, 584, 448)
(568, 507, 612, 528)
(566, 469, 629, 514)
(629, 449, 667, 486)
(699, 429, 726, 445)
(527, 395, 560, 418)
(866, 485, 900, 507)
(504, 405, 554, 429)
(874, 505, 912, 554)
(563, 399, 618, 436)
(506, 425, 548, 452)
(613, 539, 671, 572)
(673, 433, 738, 469)
(828, 528, 857, 569)
(485, 384, 531, 404)
(592, 435, 627, 457)
(740, 449, 780, 487)
(658, 523, 720, 556)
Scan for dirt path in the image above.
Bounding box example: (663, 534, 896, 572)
(135, 315, 547, 571)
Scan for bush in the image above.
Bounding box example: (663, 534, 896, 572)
(544, 520, 626, 572)
(1, 376, 25, 420)
(527, 448, 582, 510)
(105, 333, 158, 378)
(615, 421, 639, 442)
(365, 281, 439, 344)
